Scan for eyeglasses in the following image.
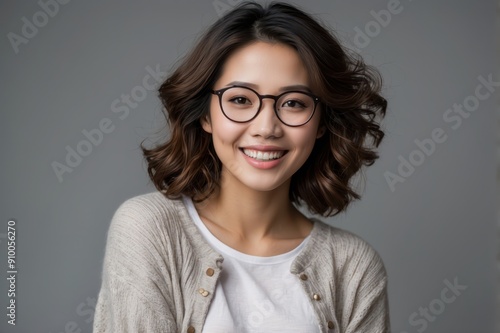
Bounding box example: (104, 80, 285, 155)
(211, 85, 320, 127)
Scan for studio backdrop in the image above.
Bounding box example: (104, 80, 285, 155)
(1, 1, 497, 332)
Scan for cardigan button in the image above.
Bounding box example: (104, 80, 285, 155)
(327, 320, 335, 329)
(198, 288, 210, 297)
(313, 293, 321, 301)
(187, 326, 195, 333)
(206, 268, 215, 276)
(300, 274, 308, 281)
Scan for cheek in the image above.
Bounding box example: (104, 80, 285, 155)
(297, 132, 318, 155)
(298, 117, 322, 148)
(209, 103, 244, 147)
(291, 127, 322, 163)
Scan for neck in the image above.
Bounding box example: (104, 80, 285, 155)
(195, 172, 304, 242)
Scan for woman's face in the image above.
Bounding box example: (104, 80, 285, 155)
(202, 41, 324, 193)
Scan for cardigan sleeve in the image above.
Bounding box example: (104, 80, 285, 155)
(92, 271, 176, 332)
(343, 240, 391, 333)
(92, 197, 178, 332)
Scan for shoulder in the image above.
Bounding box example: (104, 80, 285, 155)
(104, 192, 190, 260)
(310, 220, 387, 276)
(112, 191, 183, 220)
(109, 191, 185, 233)
(311, 220, 380, 254)
(103, 192, 222, 281)
(98, 193, 191, 307)
(102, 192, 190, 275)
(308, 222, 390, 331)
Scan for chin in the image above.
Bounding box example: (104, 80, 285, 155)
(238, 174, 291, 193)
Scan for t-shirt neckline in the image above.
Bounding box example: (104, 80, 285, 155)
(182, 195, 314, 265)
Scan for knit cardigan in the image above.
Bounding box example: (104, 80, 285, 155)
(93, 191, 391, 332)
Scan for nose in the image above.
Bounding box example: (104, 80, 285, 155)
(249, 98, 284, 138)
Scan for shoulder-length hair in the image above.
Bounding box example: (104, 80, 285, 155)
(141, 1, 387, 217)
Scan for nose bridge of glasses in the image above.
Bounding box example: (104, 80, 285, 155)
(259, 94, 280, 112)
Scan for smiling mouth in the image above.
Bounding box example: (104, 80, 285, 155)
(241, 149, 287, 161)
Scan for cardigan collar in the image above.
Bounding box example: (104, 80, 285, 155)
(172, 195, 329, 272)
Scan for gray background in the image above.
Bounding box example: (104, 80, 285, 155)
(1, 0, 497, 332)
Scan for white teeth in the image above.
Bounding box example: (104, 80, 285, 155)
(243, 149, 285, 161)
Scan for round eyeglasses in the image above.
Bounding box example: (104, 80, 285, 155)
(211, 85, 320, 127)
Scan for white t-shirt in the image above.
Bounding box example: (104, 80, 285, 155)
(183, 196, 320, 333)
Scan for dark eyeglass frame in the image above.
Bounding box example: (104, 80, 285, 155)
(211, 85, 320, 127)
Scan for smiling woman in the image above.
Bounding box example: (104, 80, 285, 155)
(93, 2, 389, 333)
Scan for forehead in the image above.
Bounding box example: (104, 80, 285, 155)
(216, 41, 310, 93)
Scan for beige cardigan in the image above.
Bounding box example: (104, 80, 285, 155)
(93, 191, 390, 332)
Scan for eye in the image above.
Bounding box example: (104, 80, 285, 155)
(282, 99, 306, 108)
(229, 96, 252, 105)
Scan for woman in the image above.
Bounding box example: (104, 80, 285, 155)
(93, 2, 390, 332)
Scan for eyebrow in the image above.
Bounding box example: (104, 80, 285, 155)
(224, 81, 312, 93)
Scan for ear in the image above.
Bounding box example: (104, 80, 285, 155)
(316, 126, 326, 139)
(200, 114, 213, 133)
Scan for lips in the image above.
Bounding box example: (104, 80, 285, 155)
(242, 149, 286, 161)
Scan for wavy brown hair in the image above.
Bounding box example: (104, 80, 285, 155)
(141, 1, 387, 217)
